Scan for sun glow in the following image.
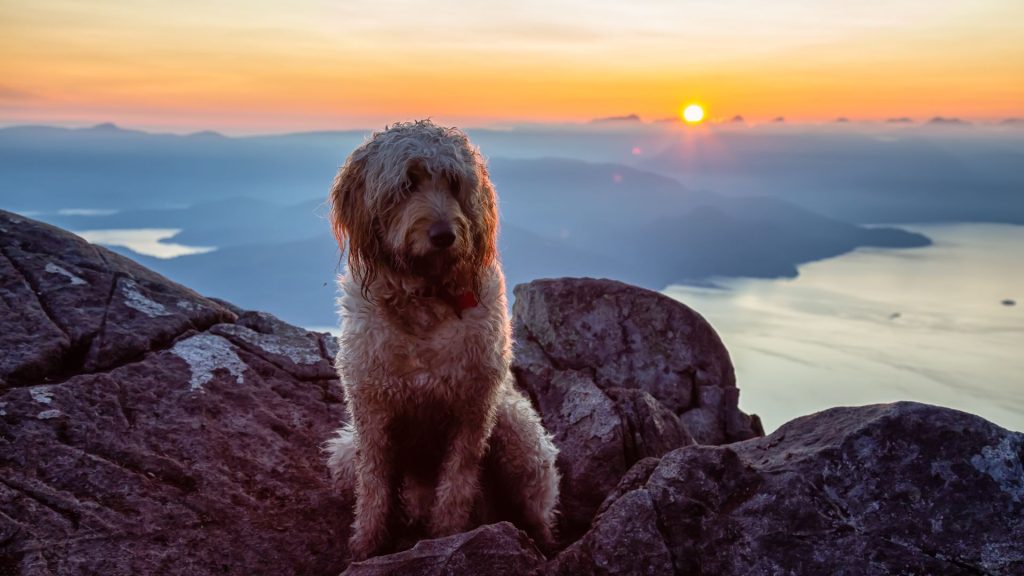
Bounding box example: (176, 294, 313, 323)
(682, 104, 705, 124)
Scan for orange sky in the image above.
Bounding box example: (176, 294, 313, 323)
(1, 0, 1022, 133)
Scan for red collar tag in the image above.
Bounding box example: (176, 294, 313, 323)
(456, 291, 478, 312)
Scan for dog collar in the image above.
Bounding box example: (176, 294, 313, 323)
(439, 289, 478, 319)
(455, 291, 478, 312)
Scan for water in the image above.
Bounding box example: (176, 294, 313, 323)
(665, 223, 1024, 433)
(74, 228, 215, 258)
(58, 208, 119, 216)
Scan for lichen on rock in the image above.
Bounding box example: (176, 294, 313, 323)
(170, 332, 247, 391)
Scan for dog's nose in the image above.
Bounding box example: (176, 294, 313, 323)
(428, 222, 456, 248)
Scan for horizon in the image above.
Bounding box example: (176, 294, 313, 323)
(3, 114, 1022, 138)
(3, 0, 1023, 133)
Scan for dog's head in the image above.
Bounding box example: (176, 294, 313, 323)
(329, 120, 498, 292)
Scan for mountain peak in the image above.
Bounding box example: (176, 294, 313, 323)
(89, 122, 121, 131)
(927, 116, 970, 126)
(187, 129, 227, 139)
(590, 114, 642, 124)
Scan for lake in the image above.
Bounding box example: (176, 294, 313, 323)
(665, 223, 1024, 433)
(73, 228, 216, 258)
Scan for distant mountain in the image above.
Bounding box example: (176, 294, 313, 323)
(0, 123, 366, 212)
(5, 120, 1021, 324)
(642, 128, 1024, 224)
(187, 130, 228, 139)
(7, 121, 1022, 226)
(45, 196, 330, 248)
(590, 114, 642, 124)
(108, 232, 341, 326)
(108, 222, 623, 326)
(488, 157, 717, 240)
(26, 151, 930, 325)
(576, 196, 928, 285)
(927, 116, 970, 126)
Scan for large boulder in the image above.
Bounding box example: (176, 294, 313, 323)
(549, 402, 1024, 575)
(512, 278, 763, 539)
(0, 210, 351, 575)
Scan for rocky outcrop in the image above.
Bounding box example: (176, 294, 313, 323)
(550, 402, 1024, 575)
(512, 278, 763, 539)
(0, 210, 350, 575)
(341, 522, 545, 576)
(3, 210, 1022, 576)
(0, 212, 235, 386)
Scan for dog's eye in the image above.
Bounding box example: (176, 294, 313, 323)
(405, 163, 428, 194)
(446, 174, 460, 197)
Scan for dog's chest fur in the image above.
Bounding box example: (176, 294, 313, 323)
(382, 300, 484, 380)
(336, 269, 510, 405)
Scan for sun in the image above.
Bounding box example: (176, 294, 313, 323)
(682, 104, 705, 124)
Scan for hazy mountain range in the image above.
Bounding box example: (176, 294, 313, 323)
(3, 121, 1020, 326)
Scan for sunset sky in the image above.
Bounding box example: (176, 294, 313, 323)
(2, 0, 1022, 133)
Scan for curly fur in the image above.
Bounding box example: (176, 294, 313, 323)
(324, 120, 560, 561)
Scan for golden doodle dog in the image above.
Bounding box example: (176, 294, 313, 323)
(324, 120, 560, 561)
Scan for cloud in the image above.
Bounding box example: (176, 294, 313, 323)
(0, 85, 36, 101)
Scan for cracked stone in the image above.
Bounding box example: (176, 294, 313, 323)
(511, 277, 761, 540)
(1, 210, 236, 385)
(552, 402, 1024, 576)
(0, 210, 351, 575)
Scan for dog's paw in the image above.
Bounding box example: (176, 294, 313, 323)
(348, 528, 387, 563)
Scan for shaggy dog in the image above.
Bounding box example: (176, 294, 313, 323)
(323, 120, 560, 561)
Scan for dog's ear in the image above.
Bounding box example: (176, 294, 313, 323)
(469, 160, 499, 274)
(448, 137, 499, 277)
(329, 152, 385, 285)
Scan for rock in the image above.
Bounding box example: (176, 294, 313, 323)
(0, 210, 351, 575)
(548, 490, 673, 576)
(1, 211, 235, 386)
(210, 311, 338, 381)
(342, 522, 545, 576)
(511, 278, 762, 539)
(552, 402, 1024, 575)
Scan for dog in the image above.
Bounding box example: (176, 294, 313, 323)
(323, 120, 560, 561)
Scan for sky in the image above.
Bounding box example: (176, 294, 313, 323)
(2, 0, 1023, 133)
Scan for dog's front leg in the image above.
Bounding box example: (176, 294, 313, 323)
(348, 404, 394, 561)
(428, 408, 492, 537)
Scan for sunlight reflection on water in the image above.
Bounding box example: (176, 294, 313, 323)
(75, 228, 216, 259)
(665, 223, 1024, 433)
